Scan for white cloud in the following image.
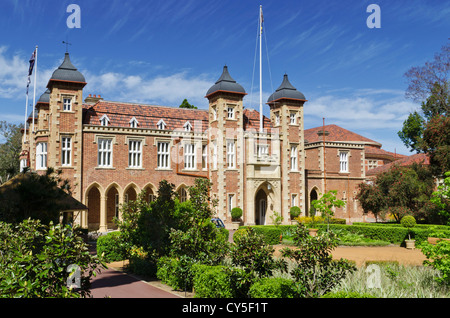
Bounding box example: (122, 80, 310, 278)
(83, 70, 213, 108)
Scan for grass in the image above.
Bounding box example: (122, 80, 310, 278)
(330, 263, 450, 298)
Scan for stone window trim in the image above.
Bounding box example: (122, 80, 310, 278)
(338, 150, 350, 173)
(60, 136, 72, 167)
(226, 104, 237, 120)
(61, 94, 75, 112)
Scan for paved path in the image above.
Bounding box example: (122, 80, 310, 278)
(90, 266, 181, 298)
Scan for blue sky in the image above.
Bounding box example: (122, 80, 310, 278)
(0, 0, 449, 155)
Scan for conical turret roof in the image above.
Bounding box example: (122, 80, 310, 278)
(206, 66, 246, 97)
(48, 53, 86, 84)
(267, 74, 306, 103)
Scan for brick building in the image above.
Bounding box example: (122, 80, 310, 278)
(20, 53, 402, 231)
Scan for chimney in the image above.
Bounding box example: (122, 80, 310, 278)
(84, 94, 104, 104)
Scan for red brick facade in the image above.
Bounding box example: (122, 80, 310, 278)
(21, 54, 403, 231)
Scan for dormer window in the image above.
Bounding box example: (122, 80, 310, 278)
(157, 119, 166, 130)
(100, 114, 110, 127)
(129, 117, 139, 128)
(63, 97, 72, 111)
(184, 121, 192, 132)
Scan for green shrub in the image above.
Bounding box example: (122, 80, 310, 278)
(156, 256, 195, 291)
(290, 206, 301, 218)
(322, 291, 376, 298)
(96, 231, 128, 262)
(231, 207, 243, 220)
(248, 277, 299, 298)
(0, 219, 105, 298)
(192, 264, 250, 298)
(192, 265, 233, 298)
(421, 240, 450, 285)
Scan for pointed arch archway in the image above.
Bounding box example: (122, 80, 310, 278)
(85, 182, 103, 231)
(308, 187, 319, 217)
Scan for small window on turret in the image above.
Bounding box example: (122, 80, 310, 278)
(63, 98, 72, 111)
(227, 107, 235, 119)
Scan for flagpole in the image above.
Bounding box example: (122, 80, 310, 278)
(32, 45, 38, 134)
(259, 5, 263, 133)
(24, 87, 29, 142)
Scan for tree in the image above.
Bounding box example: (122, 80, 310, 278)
(311, 190, 345, 230)
(356, 163, 439, 223)
(0, 168, 73, 224)
(179, 99, 197, 109)
(0, 121, 23, 184)
(399, 42, 449, 175)
(430, 171, 450, 225)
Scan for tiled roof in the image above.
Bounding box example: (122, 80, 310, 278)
(83, 100, 209, 131)
(83, 101, 273, 133)
(304, 124, 380, 145)
(243, 108, 273, 132)
(366, 153, 430, 176)
(365, 145, 407, 160)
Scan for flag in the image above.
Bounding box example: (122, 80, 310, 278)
(26, 49, 36, 94)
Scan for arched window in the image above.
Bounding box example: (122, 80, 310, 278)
(178, 187, 187, 203)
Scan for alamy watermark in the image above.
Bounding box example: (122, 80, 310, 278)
(366, 4, 381, 29)
(67, 4, 81, 29)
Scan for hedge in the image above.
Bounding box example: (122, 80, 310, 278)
(236, 223, 443, 246)
(248, 277, 299, 298)
(192, 264, 249, 298)
(96, 231, 128, 262)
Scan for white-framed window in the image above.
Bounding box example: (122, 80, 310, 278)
(257, 144, 268, 157)
(157, 141, 170, 169)
(226, 140, 235, 169)
(184, 143, 196, 170)
(20, 158, 28, 172)
(100, 114, 110, 127)
(340, 151, 349, 173)
(275, 112, 280, 125)
(129, 117, 139, 128)
(98, 138, 112, 167)
(157, 119, 166, 130)
(202, 144, 208, 170)
(36, 142, 47, 170)
(291, 194, 297, 207)
(212, 107, 217, 121)
(184, 121, 192, 132)
(228, 194, 235, 213)
(290, 112, 296, 125)
(227, 106, 235, 119)
(61, 137, 72, 166)
(290, 145, 297, 171)
(128, 140, 142, 168)
(63, 97, 72, 111)
(212, 141, 218, 170)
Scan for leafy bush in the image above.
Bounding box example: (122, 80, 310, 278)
(248, 277, 299, 298)
(231, 207, 243, 220)
(421, 240, 450, 285)
(156, 256, 195, 291)
(290, 206, 301, 218)
(96, 231, 129, 262)
(192, 265, 233, 298)
(280, 223, 356, 298)
(230, 227, 287, 278)
(0, 219, 105, 298)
